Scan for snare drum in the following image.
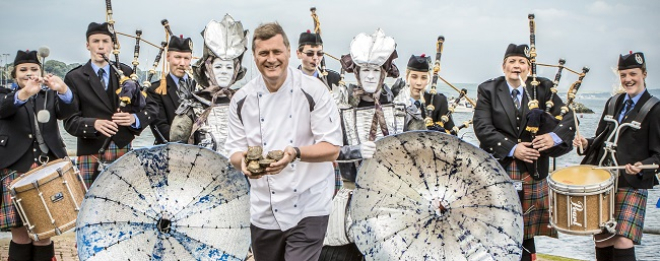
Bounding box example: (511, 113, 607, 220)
(9, 158, 88, 241)
(547, 165, 616, 235)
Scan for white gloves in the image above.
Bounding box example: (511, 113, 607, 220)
(360, 141, 377, 159)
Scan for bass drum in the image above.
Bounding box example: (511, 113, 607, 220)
(319, 244, 363, 261)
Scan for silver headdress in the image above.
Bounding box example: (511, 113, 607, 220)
(204, 14, 248, 61)
(192, 14, 248, 92)
(349, 28, 396, 68)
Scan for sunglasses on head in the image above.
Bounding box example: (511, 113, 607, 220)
(304, 51, 324, 57)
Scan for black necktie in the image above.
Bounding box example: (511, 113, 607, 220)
(511, 89, 521, 111)
(621, 99, 634, 122)
(178, 78, 190, 100)
(98, 68, 106, 90)
(414, 100, 427, 119)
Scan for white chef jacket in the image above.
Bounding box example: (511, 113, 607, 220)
(225, 67, 343, 231)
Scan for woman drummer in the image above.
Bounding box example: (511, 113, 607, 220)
(0, 50, 77, 261)
(574, 51, 659, 261)
(403, 54, 455, 133)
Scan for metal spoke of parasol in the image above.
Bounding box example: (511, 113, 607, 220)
(76, 143, 251, 261)
(349, 131, 523, 261)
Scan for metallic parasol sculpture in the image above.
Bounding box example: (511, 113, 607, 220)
(349, 131, 523, 260)
(76, 143, 251, 261)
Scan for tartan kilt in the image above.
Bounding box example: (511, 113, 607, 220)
(77, 142, 131, 189)
(596, 187, 647, 245)
(506, 161, 557, 240)
(1, 162, 40, 230)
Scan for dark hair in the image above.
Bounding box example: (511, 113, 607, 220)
(252, 22, 289, 52)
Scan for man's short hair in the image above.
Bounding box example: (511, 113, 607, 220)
(252, 22, 290, 52)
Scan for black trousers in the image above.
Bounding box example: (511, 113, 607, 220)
(251, 215, 329, 261)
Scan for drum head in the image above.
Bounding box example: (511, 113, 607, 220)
(11, 159, 71, 188)
(550, 165, 612, 186)
(349, 131, 523, 260)
(76, 143, 250, 261)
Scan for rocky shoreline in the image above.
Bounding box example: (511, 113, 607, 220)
(571, 101, 594, 114)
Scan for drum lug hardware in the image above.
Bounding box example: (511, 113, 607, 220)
(31, 180, 40, 189)
(57, 168, 64, 177)
(603, 220, 617, 234)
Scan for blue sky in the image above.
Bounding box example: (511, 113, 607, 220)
(1, 0, 658, 93)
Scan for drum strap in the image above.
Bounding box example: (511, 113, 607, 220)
(606, 94, 659, 130)
(605, 93, 624, 119)
(633, 96, 659, 124)
(31, 112, 49, 156)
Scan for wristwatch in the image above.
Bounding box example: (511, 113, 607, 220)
(293, 147, 301, 160)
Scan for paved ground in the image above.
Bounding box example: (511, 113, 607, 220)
(0, 232, 573, 261)
(0, 232, 78, 261)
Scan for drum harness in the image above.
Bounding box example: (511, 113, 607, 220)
(593, 93, 659, 241)
(599, 93, 659, 170)
(32, 109, 50, 166)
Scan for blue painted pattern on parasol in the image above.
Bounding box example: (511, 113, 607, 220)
(76, 143, 251, 261)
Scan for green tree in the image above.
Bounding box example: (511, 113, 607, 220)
(2, 64, 14, 85)
(43, 60, 68, 78)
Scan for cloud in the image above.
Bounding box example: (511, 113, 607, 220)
(533, 8, 570, 18)
(587, 1, 630, 15)
(1, 0, 658, 92)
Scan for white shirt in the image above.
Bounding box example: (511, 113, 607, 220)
(225, 67, 343, 230)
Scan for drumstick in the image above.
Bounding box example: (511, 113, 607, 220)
(594, 164, 659, 170)
(572, 105, 583, 153)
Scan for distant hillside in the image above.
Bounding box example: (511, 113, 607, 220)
(1, 60, 162, 85)
(559, 88, 660, 100)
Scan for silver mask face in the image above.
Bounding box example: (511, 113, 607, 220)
(208, 58, 236, 88)
(358, 65, 384, 93)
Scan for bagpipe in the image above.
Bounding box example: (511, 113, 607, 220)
(98, 0, 170, 152)
(521, 13, 591, 178)
(102, 0, 160, 113)
(523, 13, 590, 141)
(307, 7, 349, 108)
(422, 36, 477, 135)
(310, 7, 330, 87)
